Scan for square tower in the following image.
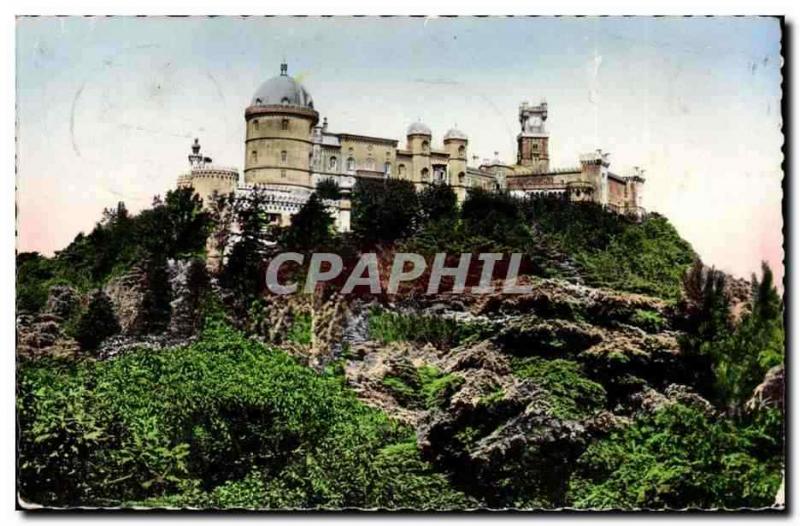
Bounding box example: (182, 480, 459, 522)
(517, 100, 550, 172)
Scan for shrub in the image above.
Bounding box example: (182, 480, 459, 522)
(568, 403, 783, 509)
(17, 322, 466, 509)
(367, 309, 488, 349)
(74, 291, 121, 351)
(511, 357, 606, 419)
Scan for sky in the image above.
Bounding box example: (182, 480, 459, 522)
(16, 16, 783, 283)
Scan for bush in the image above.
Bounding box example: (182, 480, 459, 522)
(74, 291, 121, 351)
(511, 357, 606, 419)
(17, 322, 467, 509)
(568, 403, 783, 509)
(367, 309, 488, 349)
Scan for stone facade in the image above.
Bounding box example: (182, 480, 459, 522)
(177, 62, 646, 229)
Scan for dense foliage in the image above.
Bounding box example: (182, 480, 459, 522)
(16, 182, 784, 510)
(17, 188, 210, 313)
(569, 403, 783, 509)
(17, 322, 471, 509)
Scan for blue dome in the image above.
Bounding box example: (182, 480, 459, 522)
(251, 63, 314, 109)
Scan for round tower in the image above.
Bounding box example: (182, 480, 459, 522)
(177, 138, 238, 205)
(406, 121, 432, 187)
(244, 62, 319, 190)
(443, 126, 468, 192)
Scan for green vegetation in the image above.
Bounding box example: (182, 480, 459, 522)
(700, 264, 784, 409)
(629, 309, 666, 333)
(17, 188, 210, 313)
(381, 364, 464, 410)
(15, 182, 784, 510)
(569, 403, 783, 509)
(367, 308, 489, 349)
(74, 292, 121, 351)
(17, 322, 469, 509)
(512, 357, 606, 419)
(526, 198, 696, 299)
(282, 193, 335, 252)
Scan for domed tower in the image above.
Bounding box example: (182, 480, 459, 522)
(244, 62, 319, 189)
(406, 120, 432, 187)
(443, 127, 468, 195)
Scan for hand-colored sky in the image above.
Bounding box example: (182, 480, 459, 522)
(16, 16, 783, 283)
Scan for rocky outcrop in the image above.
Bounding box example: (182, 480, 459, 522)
(747, 365, 784, 412)
(43, 285, 81, 319)
(167, 258, 209, 337)
(17, 286, 81, 359)
(103, 265, 149, 335)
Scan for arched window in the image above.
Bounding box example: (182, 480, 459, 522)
(329, 156, 338, 171)
(421, 140, 429, 154)
(281, 119, 289, 131)
(421, 167, 429, 181)
(398, 164, 406, 178)
(253, 119, 260, 131)
(458, 171, 465, 183)
(281, 150, 288, 164)
(347, 157, 355, 172)
(458, 145, 465, 157)
(251, 150, 258, 163)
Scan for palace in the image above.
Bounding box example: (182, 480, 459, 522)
(177, 62, 645, 230)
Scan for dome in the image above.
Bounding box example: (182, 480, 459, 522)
(251, 63, 314, 109)
(444, 127, 467, 141)
(406, 120, 432, 136)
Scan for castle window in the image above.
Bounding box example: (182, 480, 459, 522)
(398, 164, 406, 178)
(458, 171, 465, 183)
(347, 157, 355, 172)
(251, 150, 258, 162)
(329, 156, 338, 171)
(421, 140, 430, 154)
(281, 119, 289, 131)
(421, 167, 429, 181)
(281, 150, 288, 164)
(253, 119, 259, 131)
(458, 145, 465, 157)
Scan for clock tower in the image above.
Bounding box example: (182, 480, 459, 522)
(517, 100, 550, 172)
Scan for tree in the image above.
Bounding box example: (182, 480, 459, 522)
(315, 178, 342, 201)
(74, 291, 121, 351)
(222, 187, 275, 297)
(136, 187, 211, 259)
(351, 178, 420, 246)
(207, 191, 236, 274)
(418, 183, 457, 224)
(460, 188, 532, 248)
(706, 263, 784, 410)
(282, 193, 334, 251)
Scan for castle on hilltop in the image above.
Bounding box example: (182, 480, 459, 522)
(177, 62, 645, 230)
